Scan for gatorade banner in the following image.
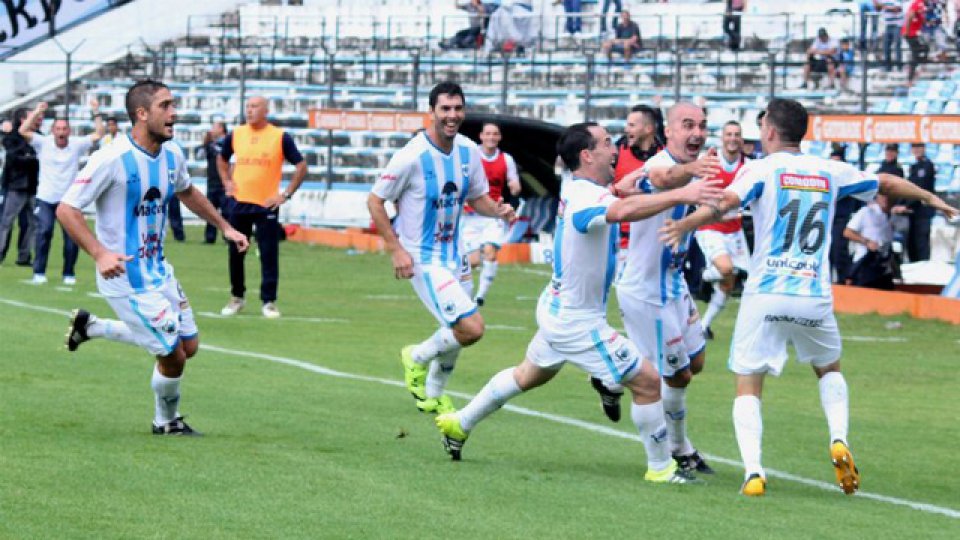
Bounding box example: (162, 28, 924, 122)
(805, 115, 960, 144)
(0, 0, 112, 52)
(308, 109, 430, 132)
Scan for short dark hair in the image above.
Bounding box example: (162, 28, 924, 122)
(125, 79, 169, 124)
(481, 121, 500, 132)
(723, 120, 742, 131)
(765, 98, 808, 145)
(106, 116, 118, 124)
(884, 143, 899, 152)
(557, 122, 599, 171)
(629, 104, 658, 127)
(11, 107, 31, 131)
(428, 81, 466, 109)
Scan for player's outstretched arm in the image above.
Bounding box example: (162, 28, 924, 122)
(18, 102, 46, 142)
(878, 173, 959, 221)
(469, 194, 516, 222)
(659, 190, 741, 250)
(648, 148, 720, 190)
(367, 193, 413, 279)
(176, 186, 249, 251)
(608, 177, 722, 224)
(88, 98, 105, 143)
(56, 203, 132, 279)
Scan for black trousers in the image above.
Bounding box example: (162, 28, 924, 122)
(227, 200, 281, 303)
(204, 188, 226, 244)
(906, 213, 931, 262)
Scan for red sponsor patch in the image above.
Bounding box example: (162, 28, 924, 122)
(379, 174, 398, 182)
(437, 279, 456, 292)
(74, 177, 92, 185)
(780, 173, 829, 192)
(666, 336, 683, 347)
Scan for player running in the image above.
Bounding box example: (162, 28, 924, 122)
(461, 121, 521, 306)
(696, 120, 750, 339)
(367, 82, 514, 416)
(434, 122, 722, 485)
(660, 98, 958, 496)
(58, 79, 249, 435)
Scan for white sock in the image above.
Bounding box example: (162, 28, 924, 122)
(661, 382, 694, 456)
(819, 372, 849, 444)
(412, 327, 459, 365)
(151, 365, 181, 426)
(630, 401, 673, 471)
(425, 347, 460, 398)
(87, 317, 139, 346)
(476, 260, 498, 299)
(733, 395, 764, 478)
(458, 368, 521, 432)
(702, 265, 722, 282)
(702, 287, 727, 330)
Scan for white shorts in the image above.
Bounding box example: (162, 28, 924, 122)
(729, 293, 841, 376)
(695, 228, 750, 275)
(462, 214, 506, 254)
(527, 298, 644, 387)
(103, 278, 197, 356)
(410, 259, 476, 327)
(618, 289, 705, 378)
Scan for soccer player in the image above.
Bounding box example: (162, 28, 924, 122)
(57, 80, 250, 435)
(433, 123, 721, 483)
(367, 82, 515, 415)
(660, 98, 958, 496)
(696, 120, 749, 339)
(597, 102, 721, 475)
(461, 121, 521, 306)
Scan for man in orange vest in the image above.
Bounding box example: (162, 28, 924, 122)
(216, 96, 307, 319)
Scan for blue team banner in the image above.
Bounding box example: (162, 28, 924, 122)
(0, 0, 113, 53)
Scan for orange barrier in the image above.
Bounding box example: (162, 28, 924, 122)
(287, 226, 532, 263)
(805, 114, 960, 144)
(833, 284, 960, 325)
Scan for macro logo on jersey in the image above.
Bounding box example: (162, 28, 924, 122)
(134, 187, 166, 218)
(780, 173, 829, 192)
(434, 181, 460, 208)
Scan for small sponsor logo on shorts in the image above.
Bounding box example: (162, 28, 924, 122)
(780, 173, 829, 192)
(442, 301, 457, 316)
(763, 315, 823, 328)
(666, 354, 681, 367)
(614, 344, 632, 361)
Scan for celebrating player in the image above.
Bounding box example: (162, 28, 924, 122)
(367, 82, 515, 416)
(660, 98, 959, 496)
(58, 80, 249, 435)
(434, 122, 722, 485)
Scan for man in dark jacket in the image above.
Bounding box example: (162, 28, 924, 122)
(902, 142, 936, 261)
(203, 121, 227, 244)
(0, 108, 40, 265)
(877, 143, 904, 177)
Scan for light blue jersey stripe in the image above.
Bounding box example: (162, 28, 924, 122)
(145, 156, 162, 288)
(120, 152, 145, 292)
(552, 215, 564, 279)
(453, 146, 472, 266)
(591, 329, 622, 383)
(602, 225, 617, 306)
(128, 297, 176, 355)
(419, 152, 438, 265)
(838, 179, 879, 199)
(655, 318, 664, 375)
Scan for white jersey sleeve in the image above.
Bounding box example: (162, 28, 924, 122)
(568, 185, 616, 233)
(371, 148, 413, 201)
(170, 144, 192, 192)
(61, 149, 120, 210)
(835, 161, 880, 203)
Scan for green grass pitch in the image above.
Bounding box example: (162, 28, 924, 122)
(1, 229, 958, 538)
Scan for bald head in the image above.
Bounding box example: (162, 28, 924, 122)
(245, 96, 269, 128)
(665, 101, 708, 162)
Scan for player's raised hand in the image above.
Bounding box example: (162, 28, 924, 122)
(658, 219, 686, 251)
(88, 97, 99, 112)
(36, 101, 48, 114)
(392, 247, 414, 280)
(96, 252, 133, 279)
(693, 147, 721, 180)
(223, 227, 249, 252)
(678, 177, 723, 206)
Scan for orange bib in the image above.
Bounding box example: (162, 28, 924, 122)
(232, 124, 284, 206)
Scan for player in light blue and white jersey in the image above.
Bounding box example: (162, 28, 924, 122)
(661, 98, 958, 497)
(433, 122, 722, 485)
(368, 82, 515, 416)
(605, 102, 723, 475)
(58, 80, 249, 436)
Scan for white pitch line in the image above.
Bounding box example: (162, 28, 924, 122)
(486, 324, 528, 331)
(364, 294, 417, 301)
(195, 311, 348, 324)
(508, 266, 552, 277)
(1, 295, 958, 520)
(843, 336, 908, 343)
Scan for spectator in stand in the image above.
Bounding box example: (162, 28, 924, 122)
(829, 144, 859, 283)
(859, 0, 878, 50)
(202, 121, 228, 244)
(600, 0, 622, 33)
(601, 9, 641, 63)
(902, 0, 927, 85)
(0, 107, 41, 267)
(844, 194, 899, 289)
(440, 0, 485, 50)
(877, 143, 904, 176)
(101, 116, 121, 146)
(836, 38, 856, 91)
(902, 142, 936, 261)
(879, 0, 904, 72)
(803, 28, 840, 90)
(723, 0, 746, 52)
(922, 0, 948, 61)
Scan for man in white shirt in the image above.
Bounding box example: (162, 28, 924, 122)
(368, 82, 515, 416)
(19, 100, 105, 285)
(434, 122, 721, 485)
(844, 193, 897, 289)
(660, 98, 957, 497)
(803, 27, 840, 89)
(58, 79, 249, 435)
